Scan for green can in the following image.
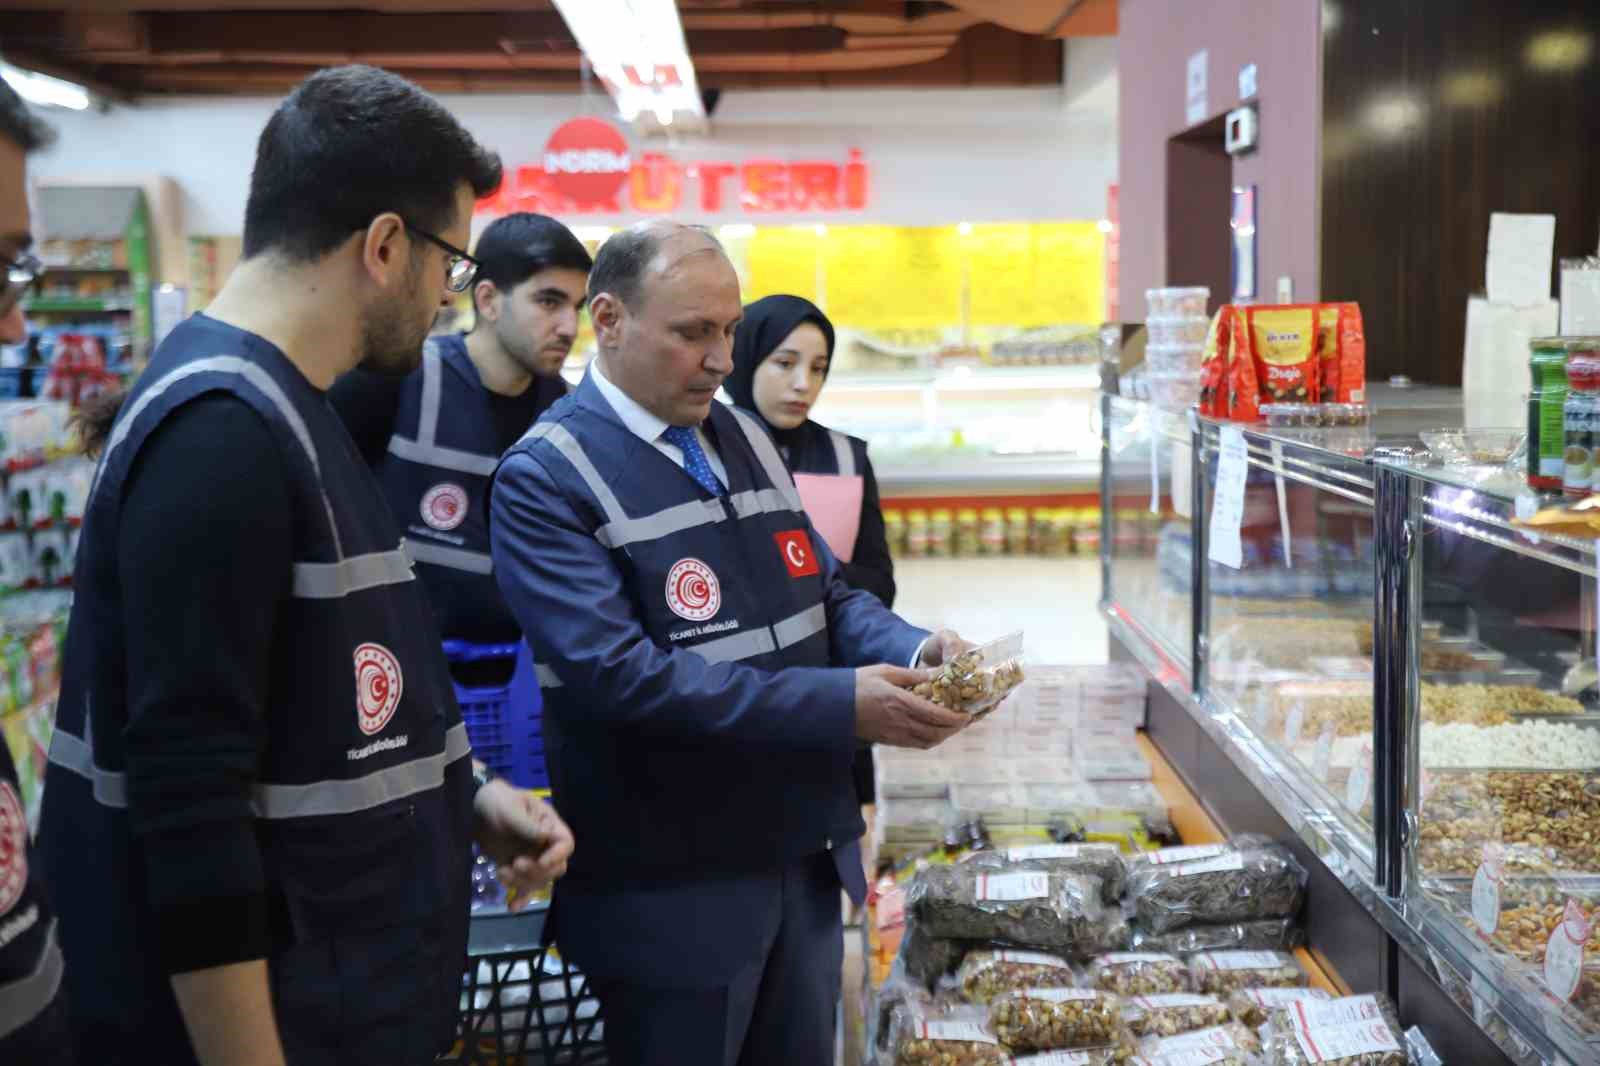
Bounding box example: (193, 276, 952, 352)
(1529, 337, 1571, 491)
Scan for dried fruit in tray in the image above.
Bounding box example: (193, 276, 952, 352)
(956, 949, 1079, 1005)
(1224, 986, 1332, 1028)
(987, 988, 1132, 1053)
(1120, 993, 1231, 1038)
(1188, 951, 1306, 995)
(965, 844, 1128, 903)
(913, 632, 1026, 717)
(1085, 953, 1192, 996)
(1132, 917, 1305, 956)
(1128, 843, 1307, 933)
(908, 864, 1125, 956)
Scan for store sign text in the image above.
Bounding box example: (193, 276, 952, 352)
(477, 149, 871, 217)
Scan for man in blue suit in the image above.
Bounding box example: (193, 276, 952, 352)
(490, 220, 971, 1065)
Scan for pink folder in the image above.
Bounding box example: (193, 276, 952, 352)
(793, 472, 864, 563)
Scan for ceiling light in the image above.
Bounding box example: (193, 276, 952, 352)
(1526, 30, 1593, 73)
(957, 222, 973, 236)
(552, 0, 707, 133)
(1441, 70, 1502, 107)
(1364, 91, 1424, 138)
(1, 62, 89, 111)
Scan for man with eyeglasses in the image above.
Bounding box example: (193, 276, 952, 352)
(0, 78, 71, 1065)
(330, 212, 591, 669)
(39, 65, 573, 1066)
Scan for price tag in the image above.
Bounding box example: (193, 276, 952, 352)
(1544, 898, 1591, 1002)
(1017, 987, 1101, 1003)
(1284, 701, 1305, 747)
(1132, 993, 1221, 1009)
(1101, 952, 1179, 965)
(1013, 1053, 1096, 1066)
(1174, 854, 1246, 876)
(1145, 843, 1228, 866)
(994, 949, 1072, 969)
(1472, 845, 1504, 935)
(1208, 425, 1248, 569)
(1311, 727, 1335, 781)
(1007, 844, 1109, 862)
(919, 1020, 998, 1045)
(978, 871, 1049, 902)
(1247, 988, 1331, 1008)
(1157, 1024, 1240, 1051)
(1149, 1049, 1233, 1066)
(1285, 994, 1383, 1030)
(1198, 951, 1286, 970)
(1294, 1020, 1402, 1062)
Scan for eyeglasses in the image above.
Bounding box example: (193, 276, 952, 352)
(404, 223, 479, 293)
(1, 252, 44, 315)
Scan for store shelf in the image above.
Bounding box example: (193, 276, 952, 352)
(826, 364, 1100, 395)
(876, 453, 1099, 495)
(22, 298, 134, 313)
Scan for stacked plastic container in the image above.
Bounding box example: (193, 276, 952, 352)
(1145, 287, 1210, 410)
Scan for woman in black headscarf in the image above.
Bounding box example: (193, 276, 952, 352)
(727, 295, 897, 607)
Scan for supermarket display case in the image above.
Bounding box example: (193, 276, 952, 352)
(1101, 385, 1600, 1065)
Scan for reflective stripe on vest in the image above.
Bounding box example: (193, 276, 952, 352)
(292, 547, 415, 599)
(534, 664, 563, 688)
(0, 920, 63, 1040)
(728, 407, 804, 512)
(828, 430, 857, 477)
(385, 343, 501, 476)
(523, 422, 801, 550)
(91, 354, 346, 557)
(47, 722, 470, 819)
(403, 536, 494, 575)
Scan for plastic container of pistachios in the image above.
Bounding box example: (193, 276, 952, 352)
(911, 632, 1027, 718)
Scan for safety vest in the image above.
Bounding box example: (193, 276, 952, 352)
(0, 745, 64, 1053)
(378, 333, 566, 640)
(498, 384, 863, 884)
(39, 320, 474, 1060)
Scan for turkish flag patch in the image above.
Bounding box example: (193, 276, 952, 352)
(774, 529, 820, 578)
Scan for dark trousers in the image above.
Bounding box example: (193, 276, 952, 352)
(588, 852, 844, 1066)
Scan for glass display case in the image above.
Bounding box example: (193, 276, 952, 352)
(1101, 384, 1600, 1066)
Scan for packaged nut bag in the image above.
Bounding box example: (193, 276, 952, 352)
(988, 988, 1132, 1054)
(899, 923, 972, 990)
(1246, 306, 1318, 410)
(895, 1009, 1012, 1066)
(957, 948, 1079, 1005)
(1124, 837, 1270, 877)
(1131, 917, 1305, 956)
(1188, 951, 1306, 995)
(912, 632, 1026, 717)
(1225, 986, 1332, 1028)
(966, 843, 1128, 903)
(1127, 842, 1307, 934)
(1139, 1021, 1261, 1061)
(1085, 953, 1192, 996)
(1263, 1016, 1407, 1066)
(1120, 993, 1232, 1038)
(908, 865, 1123, 956)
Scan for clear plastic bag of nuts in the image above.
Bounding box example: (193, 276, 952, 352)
(1085, 952, 1192, 996)
(1188, 951, 1306, 995)
(894, 1007, 1012, 1066)
(1138, 1021, 1260, 1064)
(987, 988, 1135, 1054)
(908, 864, 1123, 955)
(965, 843, 1128, 903)
(1260, 993, 1408, 1066)
(912, 631, 1026, 718)
(1127, 841, 1307, 933)
(1224, 986, 1332, 1028)
(956, 948, 1080, 1005)
(1131, 917, 1305, 956)
(1119, 992, 1232, 1039)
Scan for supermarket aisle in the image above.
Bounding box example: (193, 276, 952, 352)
(890, 556, 1108, 665)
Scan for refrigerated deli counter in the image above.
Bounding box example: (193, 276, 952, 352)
(1102, 386, 1600, 1066)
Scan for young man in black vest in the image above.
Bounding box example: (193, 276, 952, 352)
(0, 78, 70, 1064)
(331, 213, 591, 653)
(490, 220, 973, 1065)
(39, 66, 573, 1066)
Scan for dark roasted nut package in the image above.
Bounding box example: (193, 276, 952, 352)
(1127, 842, 1307, 933)
(1085, 953, 1192, 996)
(908, 865, 1123, 955)
(956, 948, 1078, 1005)
(1188, 950, 1306, 995)
(899, 923, 972, 990)
(966, 843, 1128, 903)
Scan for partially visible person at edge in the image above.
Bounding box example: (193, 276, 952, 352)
(0, 78, 72, 1065)
(489, 220, 972, 1066)
(330, 212, 591, 674)
(727, 295, 897, 812)
(39, 65, 573, 1066)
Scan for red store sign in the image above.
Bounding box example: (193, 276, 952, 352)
(477, 117, 870, 217)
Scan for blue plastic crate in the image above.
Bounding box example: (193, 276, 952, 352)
(446, 640, 548, 789)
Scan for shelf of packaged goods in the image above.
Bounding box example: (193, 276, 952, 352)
(876, 454, 1101, 495)
(22, 298, 134, 314)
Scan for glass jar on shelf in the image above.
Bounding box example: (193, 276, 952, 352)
(1029, 508, 1054, 555)
(883, 509, 906, 557)
(1006, 508, 1030, 555)
(980, 508, 1006, 555)
(928, 509, 953, 557)
(954, 508, 981, 557)
(906, 509, 930, 558)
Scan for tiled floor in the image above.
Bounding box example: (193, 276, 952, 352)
(889, 556, 1111, 666)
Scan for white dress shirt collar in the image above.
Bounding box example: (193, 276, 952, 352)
(589, 356, 671, 446)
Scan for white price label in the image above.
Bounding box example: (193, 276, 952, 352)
(919, 1020, 998, 1045)
(1311, 728, 1334, 781)
(1156, 1024, 1239, 1052)
(1171, 439, 1194, 519)
(1344, 743, 1372, 811)
(1173, 854, 1246, 877)
(979, 871, 1049, 902)
(1148, 1049, 1233, 1066)
(1197, 951, 1286, 971)
(1246, 988, 1331, 1008)
(1017, 987, 1100, 1003)
(1208, 425, 1248, 569)
(1544, 899, 1591, 1002)
(1131, 993, 1221, 1010)
(1293, 1020, 1401, 1063)
(994, 949, 1073, 969)
(1007, 844, 1108, 862)
(1014, 1053, 1095, 1066)
(1471, 861, 1502, 935)
(1101, 952, 1178, 966)
(1145, 843, 1227, 866)
(1284, 702, 1305, 747)
(1284, 994, 1383, 1030)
